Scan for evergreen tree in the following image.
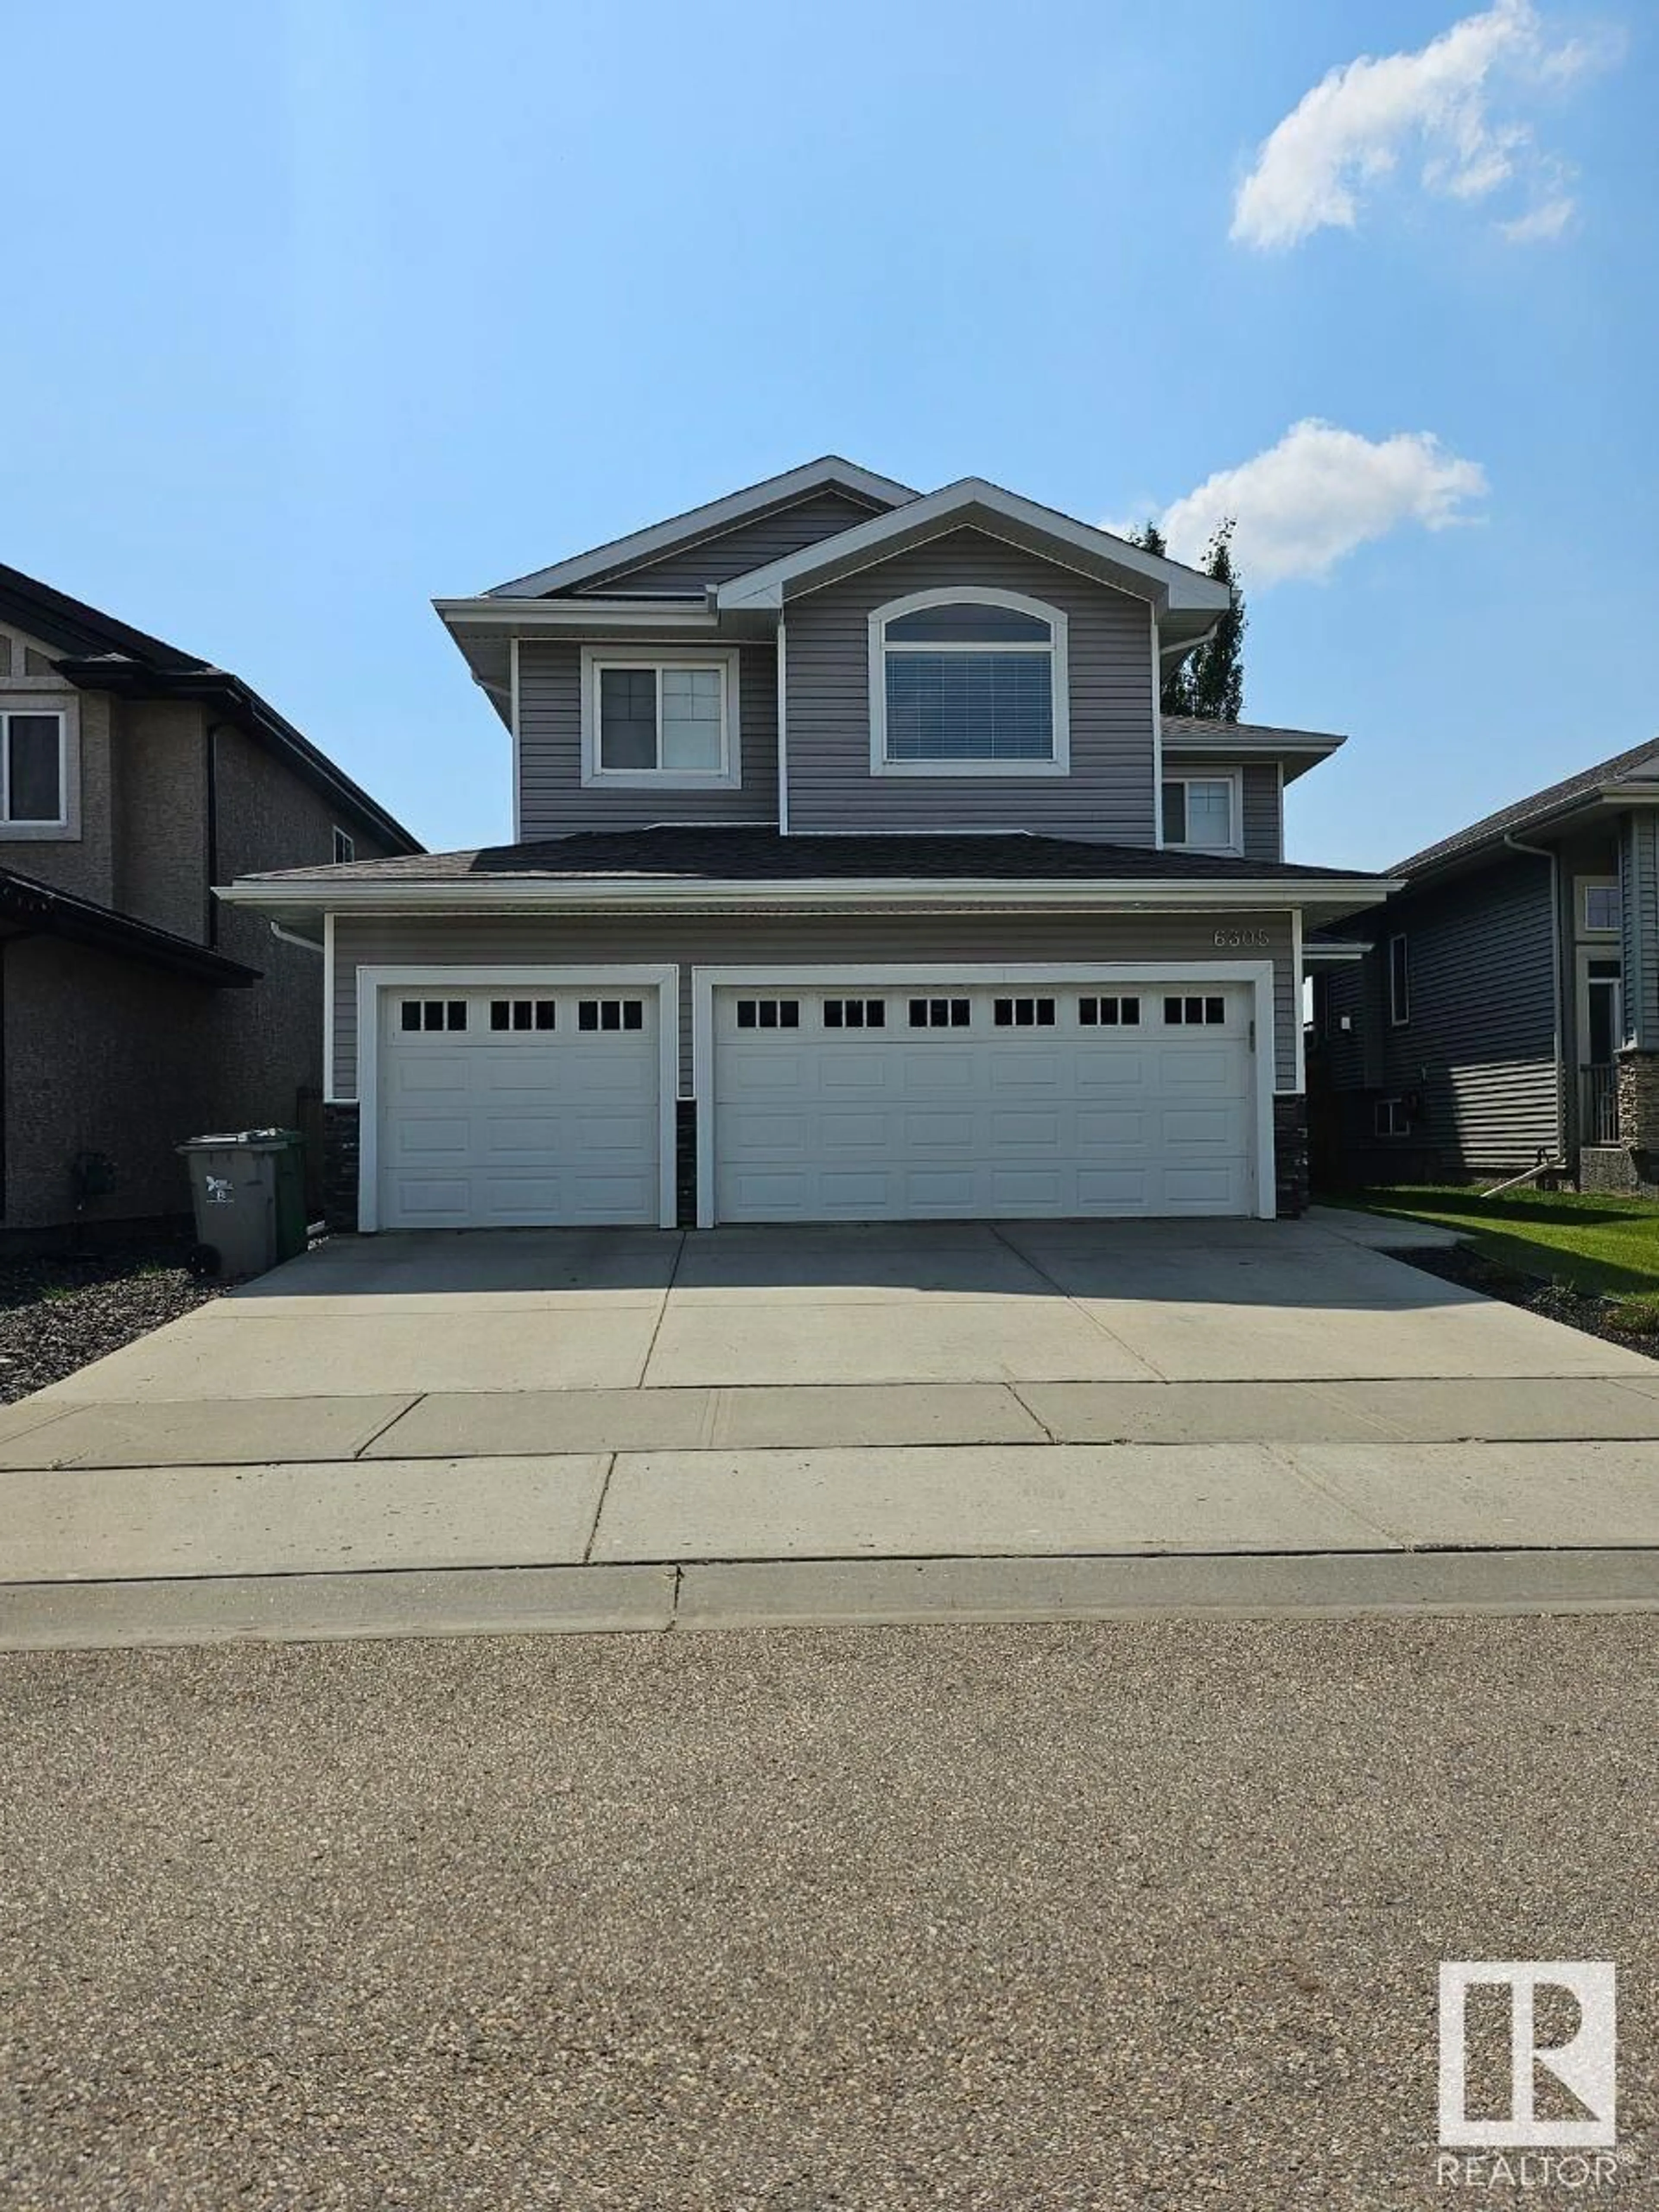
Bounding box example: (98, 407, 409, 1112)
(1128, 517, 1247, 723)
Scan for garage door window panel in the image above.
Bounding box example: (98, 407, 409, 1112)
(1081, 995, 1141, 1026)
(400, 998, 467, 1033)
(1164, 995, 1226, 1026)
(993, 997, 1055, 1028)
(823, 999, 886, 1030)
(909, 998, 971, 1029)
(578, 998, 645, 1033)
(872, 591, 1068, 775)
(735, 999, 800, 1031)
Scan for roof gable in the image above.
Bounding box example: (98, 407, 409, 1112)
(711, 478, 1230, 650)
(486, 457, 917, 599)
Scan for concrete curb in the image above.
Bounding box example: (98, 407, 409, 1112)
(5, 1548, 1659, 1650)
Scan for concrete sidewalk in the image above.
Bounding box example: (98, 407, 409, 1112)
(5, 1219, 1659, 1646)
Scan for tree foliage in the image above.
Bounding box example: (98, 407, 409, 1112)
(1129, 518, 1247, 724)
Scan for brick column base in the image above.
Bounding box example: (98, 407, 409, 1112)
(1273, 1095, 1310, 1219)
(321, 1102, 360, 1233)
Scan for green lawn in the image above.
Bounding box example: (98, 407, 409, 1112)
(1334, 1183, 1659, 1300)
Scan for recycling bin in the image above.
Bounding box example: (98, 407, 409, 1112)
(178, 1129, 308, 1279)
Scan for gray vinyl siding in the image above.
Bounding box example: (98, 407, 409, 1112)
(575, 491, 882, 595)
(1313, 965, 1367, 1090)
(1368, 855, 1559, 1170)
(784, 529, 1156, 842)
(516, 638, 776, 836)
(1240, 764, 1282, 861)
(1621, 811, 1659, 1046)
(331, 908, 1297, 1099)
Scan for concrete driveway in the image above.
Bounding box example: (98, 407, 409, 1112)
(5, 1216, 1659, 1643)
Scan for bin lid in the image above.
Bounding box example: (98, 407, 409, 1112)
(177, 1128, 303, 1150)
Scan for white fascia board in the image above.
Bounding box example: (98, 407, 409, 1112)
(480, 460, 918, 599)
(435, 597, 722, 634)
(715, 480, 1232, 616)
(1162, 731, 1345, 760)
(219, 876, 1402, 917)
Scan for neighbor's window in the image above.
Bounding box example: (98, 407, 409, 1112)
(1374, 1098, 1411, 1138)
(1582, 880, 1621, 934)
(873, 591, 1067, 772)
(585, 652, 737, 783)
(333, 826, 356, 864)
(1388, 933, 1410, 1026)
(1162, 776, 1236, 851)
(0, 710, 65, 826)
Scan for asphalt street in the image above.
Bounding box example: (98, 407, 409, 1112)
(2, 1618, 1655, 2209)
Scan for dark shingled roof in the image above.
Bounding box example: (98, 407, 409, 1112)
(1160, 714, 1344, 748)
(1395, 736, 1659, 877)
(0, 866, 257, 987)
(240, 824, 1385, 888)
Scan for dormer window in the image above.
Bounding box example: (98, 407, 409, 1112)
(869, 589, 1068, 777)
(580, 647, 741, 788)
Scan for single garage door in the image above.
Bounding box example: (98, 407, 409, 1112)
(710, 979, 1256, 1223)
(376, 983, 665, 1228)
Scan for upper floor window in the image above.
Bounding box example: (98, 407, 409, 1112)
(869, 589, 1068, 778)
(1161, 774, 1238, 852)
(1582, 879, 1620, 934)
(0, 710, 66, 828)
(333, 826, 356, 864)
(580, 648, 740, 788)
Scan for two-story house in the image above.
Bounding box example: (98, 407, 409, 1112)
(1311, 737, 1659, 1194)
(0, 561, 421, 1241)
(225, 460, 1392, 1233)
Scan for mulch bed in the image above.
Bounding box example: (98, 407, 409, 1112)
(0, 1243, 226, 1405)
(1397, 1243, 1659, 1364)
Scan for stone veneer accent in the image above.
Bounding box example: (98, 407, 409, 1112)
(321, 1102, 360, 1233)
(1273, 1095, 1310, 1219)
(1616, 1048, 1659, 1155)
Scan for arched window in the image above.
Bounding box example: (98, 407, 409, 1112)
(868, 588, 1068, 775)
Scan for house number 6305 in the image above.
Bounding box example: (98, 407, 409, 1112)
(1213, 928, 1271, 947)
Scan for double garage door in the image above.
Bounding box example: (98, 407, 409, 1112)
(372, 971, 1261, 1230)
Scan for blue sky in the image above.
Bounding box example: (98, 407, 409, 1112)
(6, 0, 1654, 869)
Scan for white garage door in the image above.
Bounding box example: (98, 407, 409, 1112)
(376, 984, 664, 1229)
(710, 979, 1256, 1223)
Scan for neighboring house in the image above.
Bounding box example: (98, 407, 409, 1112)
(1311, 737, 1659, 1192)
(0, 562, 421, 1240)
(225, 458, 1392, 1234)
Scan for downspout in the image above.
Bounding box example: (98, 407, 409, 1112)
(1503, 830, 1566, 1160)
(203, 720, 232, 948)
(270, 922, 324, 955)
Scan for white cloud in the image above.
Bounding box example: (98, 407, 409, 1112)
(1230, 1, 1616, 250)
(1126, 420, 1488, 587)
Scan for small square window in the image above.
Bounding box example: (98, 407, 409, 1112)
(512, 1000, 533, 1030)
(535, 1001, 556, 1031)
(447, 1001, 467, 1031)
(1583, 883, 1621, 934)
(401, 1001, 423, 1033)
(1375, 1098, 1411, 1138)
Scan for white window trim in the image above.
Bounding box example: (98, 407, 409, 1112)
(1580, 876, 1620, 936)
(1388, 932, 1410, 1027)
(691, 960, 1276, 1227)
(354, 963, 680, 1231)
(0, 702, 74, 839)
(1161, 768, 1243, 857)
(579, 645, 741, 789)
(1374, 1097, 1409, 1138)
(867, 587, 1070, 780)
